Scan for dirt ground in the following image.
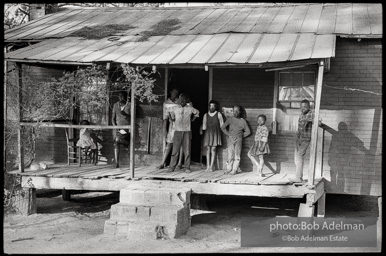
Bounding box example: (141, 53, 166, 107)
(3, 190, 381, 253)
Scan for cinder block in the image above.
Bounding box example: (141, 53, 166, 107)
(104, 219, 117, 234)
(116, 220, 130, 234)
(150, 205, 190, 223)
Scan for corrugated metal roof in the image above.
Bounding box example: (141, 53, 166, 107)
(4, 3, 382, 42)
(5, 33, 336, 64)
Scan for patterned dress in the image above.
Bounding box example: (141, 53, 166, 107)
(203, 112, 222, 147)
(249, 124, 270, 156)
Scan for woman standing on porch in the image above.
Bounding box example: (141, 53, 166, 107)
(201, 100, 223, 172)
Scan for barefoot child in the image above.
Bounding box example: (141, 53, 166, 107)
(77, 120, 97, 163)
(221, 105, 251, 175)
(247, 114, 270, 176)
(202, 100, 224, 172)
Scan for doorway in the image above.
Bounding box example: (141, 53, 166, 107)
(169, 68, 209, 163)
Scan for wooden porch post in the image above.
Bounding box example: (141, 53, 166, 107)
(16, 63, 24, 173)
(208, 67, 213, 101)
(272, 71, 279, 134)
(307, 60, 324, 186)
(130, 84, 136, 179)
(163, 68, 168, 152)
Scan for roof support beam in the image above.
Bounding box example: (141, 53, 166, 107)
(16, 63, 24, 173)
(308, 60, 324, 186)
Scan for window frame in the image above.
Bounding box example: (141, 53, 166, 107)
(276, 68, 317, 108)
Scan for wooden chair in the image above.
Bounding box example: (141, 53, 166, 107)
(64, 128, 97, 166)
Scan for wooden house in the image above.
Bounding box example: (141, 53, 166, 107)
(5, 3, 382, 218)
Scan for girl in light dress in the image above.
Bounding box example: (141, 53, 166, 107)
(76, 120, 97, 162)
(247, 115, 271, 177)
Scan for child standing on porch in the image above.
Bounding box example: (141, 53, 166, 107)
(247, 114, 271, 177)
(201, 100, 224, 172)
(77, 120, 97, 162)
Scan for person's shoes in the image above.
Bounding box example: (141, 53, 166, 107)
(185, 168, 191, 173)
(177, 165, 183, 170)
(115, 163, 119, 168)
(156, 164, 165, 169)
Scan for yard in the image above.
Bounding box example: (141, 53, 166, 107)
(3, 191, 380, 253)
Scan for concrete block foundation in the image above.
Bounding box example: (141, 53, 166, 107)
(104, 183, 192, 239)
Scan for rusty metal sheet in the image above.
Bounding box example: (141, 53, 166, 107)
(187, 8, 227, 35)
(290, 34, 317, 61)
(26, 37, 84, 60)
(82, 36, 139, 62)
(5, 39, 58, 59)
(189, 34, 229, 63)
(35, 11, 101, 39)
(128, 9, 170, 36)
(317, 4, 338, 34)
(115, 36, 164, 64)
(311, 35, 336, 59)
(235, 7, 267, 33)
(227, 34, 263, 63)
(64, 39, 120, 62)
(209, 34, 247, 63)
(150, 35, 197, 64)
(170, 8, 214, 35)
(268, 34, 298, 62)
(201, 8, 239, 34)
(266, 6, 295, 33)
(5, 9, 74, 39)
(249, 34, 281, 63)
(217, 7, 253, 33)
(168, 35, 213, 64)
(282, 5, 309, 33)
(6, 9, 85, 40)
(301, 4, 323, 33)
(368, 4, 382, 35)
(44, 38, 95, 60)
(250, 6, 280, 33)
(335, 4, 353, 35)
(132, 35, 180, 64)
(168, 9, 205, 35)
(352, 4, 371, 35)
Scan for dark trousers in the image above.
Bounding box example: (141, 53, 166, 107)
(294, 137, 310, 180)
(170, 131, 191, 169)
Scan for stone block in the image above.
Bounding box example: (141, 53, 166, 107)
(104, 219, 117, 234)
(150, 205, 190, 224)
(110, 203, 151, 221)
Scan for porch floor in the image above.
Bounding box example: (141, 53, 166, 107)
(8, 162, 304, 185)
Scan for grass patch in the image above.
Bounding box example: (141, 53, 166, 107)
(139, 19, 181, 41)
(69, 24, 136, 40)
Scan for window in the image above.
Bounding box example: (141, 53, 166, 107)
(278, 71, 316, 108)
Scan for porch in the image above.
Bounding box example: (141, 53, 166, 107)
(8, 162, 326, 218)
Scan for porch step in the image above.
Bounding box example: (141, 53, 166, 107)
(105, 183, 192, 239)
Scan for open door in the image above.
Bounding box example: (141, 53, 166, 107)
(169, 68, 209, 163)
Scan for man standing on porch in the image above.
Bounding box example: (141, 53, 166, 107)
(221, 105, 251, 175)
(157, 88, 182, 169)
(290, 99, 322, 182)
(167, 93, 200, 173)
(112, 90, 131, 168)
